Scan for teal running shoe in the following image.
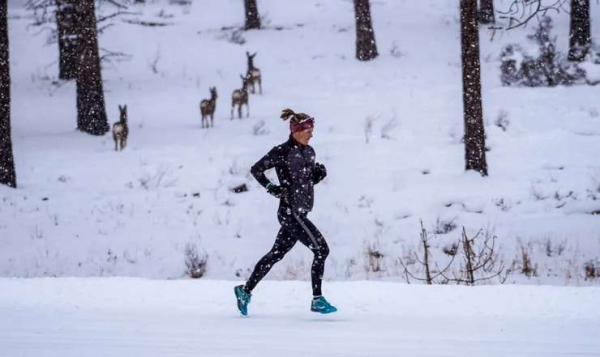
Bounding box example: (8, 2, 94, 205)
(311, 296, 337, 314)
(234, 285, 252, 316)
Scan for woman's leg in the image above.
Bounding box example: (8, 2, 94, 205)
(244, 226, 297, 293)
(291, 213, 330, 297)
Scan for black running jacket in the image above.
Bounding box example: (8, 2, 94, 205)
(251, 136, 325, 213)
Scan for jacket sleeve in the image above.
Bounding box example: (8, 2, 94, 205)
(251, 146, 283, 188)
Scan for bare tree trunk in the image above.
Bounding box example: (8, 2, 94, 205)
(460, 0, 488, 176)
(75, 0, 109, 135)
(244, 0, 260, 30)
(56, 0, 78, 80)
(568, 0, 591, 62)
(354, 0, 378, 61)
(462, 229, 476, 286)
(420, 223, 433, 285)
(0, 0, 16, 188)
(478, 0, 495, 24)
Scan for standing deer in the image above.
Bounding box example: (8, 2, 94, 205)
(112, 105, 129, 151)
(231, 74, 250, 120)
(246, 51, 262, 94)
(200, 86, 218, 128)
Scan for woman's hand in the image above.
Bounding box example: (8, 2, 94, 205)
(313, 163, 327, 183)
(266, 183, 285, 198)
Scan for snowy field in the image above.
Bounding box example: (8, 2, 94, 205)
(1, 278, 599, 357)
(1, 0, 600, 284)
(4, 0, 600, 355)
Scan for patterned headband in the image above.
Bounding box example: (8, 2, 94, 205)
(290, 117, 314, 133)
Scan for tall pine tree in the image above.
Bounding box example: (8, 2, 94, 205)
(0, 0, 16, 188)
(460, 0, 488, 176)
(478, 0, 495, 25)
(244, 0, 261, 30)
(56, 0, 78, 80)
(568, 0, 591, 62)
(354, 0, 378, 61)
(74, 0, 109, 135)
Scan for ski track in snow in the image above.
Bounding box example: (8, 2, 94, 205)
(1, 278, 599, 357)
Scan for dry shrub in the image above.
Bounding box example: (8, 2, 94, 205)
(185, 243, 208, 279)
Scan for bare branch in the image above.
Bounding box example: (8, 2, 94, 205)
(459, 227, 506, 285)
(99, 0, 128, 10)
(430, 255, 457, 281)
(401, 220, 458, 285)
(97, 11, 140, 23)
(97, 12, 122, 23)
(26, 0, 55, 10)
(398, 257, 434, 283)
(414, 251, 425, 266)
(122, 18, 174, 27)
(497, 0, 568, 30)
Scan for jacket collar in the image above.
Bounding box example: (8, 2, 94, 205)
(288, 134, 307, 148)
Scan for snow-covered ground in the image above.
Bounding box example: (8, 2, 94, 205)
(1, 0, 600, 284)
(2, 3, 600, 354)
(1, 278, 599, 357)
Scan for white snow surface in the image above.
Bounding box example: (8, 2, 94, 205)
(581, 61, 600, 84)
(1, 0, 600, 284)
(1, 278, 599, 357)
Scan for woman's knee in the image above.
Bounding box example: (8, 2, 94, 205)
(315, 244, 329, 260)
(267, 249, 286, 263)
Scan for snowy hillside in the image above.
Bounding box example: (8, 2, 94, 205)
(2, 0, 600, 284)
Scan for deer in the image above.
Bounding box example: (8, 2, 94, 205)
(112, 105, 129, 151)
(246, 51, 262, 95)
(231, 74, 250, 120)
(200, 86, 217, 128)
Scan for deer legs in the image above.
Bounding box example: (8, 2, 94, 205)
(231, 102, 249, 120)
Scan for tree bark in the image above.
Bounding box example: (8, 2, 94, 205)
(460, 0, 488, 176)
(56, 0, 78, 80)
(568, 0, 591, 62)
(244, 0, 261, 30)
(354, 0, 378, 61)
(0, 0, 16, 188)
(74, 0, 109, 135)
(478, 0, 495, 24)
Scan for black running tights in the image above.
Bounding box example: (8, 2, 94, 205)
(245, 207, 330, 296)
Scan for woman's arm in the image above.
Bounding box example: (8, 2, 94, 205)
(251, 146, 282, 188)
